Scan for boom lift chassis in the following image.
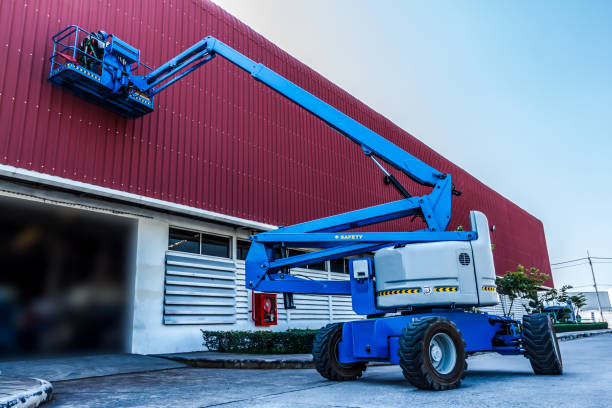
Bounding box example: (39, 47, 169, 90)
(48, 26, 563, 390)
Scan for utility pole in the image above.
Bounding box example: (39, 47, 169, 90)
(587, 251, 605, 322)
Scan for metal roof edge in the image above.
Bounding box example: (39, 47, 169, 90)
(0, 164, 277, 232)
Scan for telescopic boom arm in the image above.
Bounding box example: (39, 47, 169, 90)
(144, 36, 471, 295)
(145, 37, 444, 188)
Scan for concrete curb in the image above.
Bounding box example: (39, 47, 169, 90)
(157, 351, 392, 369)
(557, 329, 612, 342)
(157, 352, 313, 369)
(0, 377, 53, 408)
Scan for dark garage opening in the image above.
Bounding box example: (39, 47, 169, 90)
(0, 195, 135, 359)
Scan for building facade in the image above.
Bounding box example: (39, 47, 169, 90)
(0, 0, 550, 356)
(575, 291, 612, 323)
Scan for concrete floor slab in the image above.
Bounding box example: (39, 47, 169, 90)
(0, 354, 187, 382)
(47, 334, 612, 407)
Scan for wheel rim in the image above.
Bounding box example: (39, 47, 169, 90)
(429, 333, 457, 375)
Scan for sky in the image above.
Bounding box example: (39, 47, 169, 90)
(212, 0, 612, 291)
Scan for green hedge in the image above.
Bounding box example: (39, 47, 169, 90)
(554, 322, 608, 333)
(201, 322, 609, 353)
(202, 329, 319, 354)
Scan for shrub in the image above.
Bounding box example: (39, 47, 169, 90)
(495, 265, 550, 316)
(554, 322, 608, 333)
(201, 329, 319, 354)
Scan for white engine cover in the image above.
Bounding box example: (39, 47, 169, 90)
(374, 211, 498, 309)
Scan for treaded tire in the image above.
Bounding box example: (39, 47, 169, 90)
(398, 317, 466, 391)
(312, 323, 366, 381)
(522, 313, 563, 375)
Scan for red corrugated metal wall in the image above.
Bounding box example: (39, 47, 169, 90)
(0, 0, 551, 283)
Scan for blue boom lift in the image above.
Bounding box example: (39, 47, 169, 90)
(49, 26, 563, 390)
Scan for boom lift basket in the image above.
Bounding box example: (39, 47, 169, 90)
(48, 25, 154, 118)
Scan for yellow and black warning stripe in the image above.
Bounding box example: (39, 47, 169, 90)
(130, 92, 153, 106)
(64, 63, 102, 82)
(130, 90, 153, 106)
(434, 286, 458, 292)
(377, 288, 420, 296)
(482, 286, 497, 292)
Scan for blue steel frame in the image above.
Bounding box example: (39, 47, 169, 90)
(343, 259, 522, 360)
(48, 27, 525, 360)
(337, 309, 522, 363)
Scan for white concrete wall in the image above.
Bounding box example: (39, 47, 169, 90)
(480, 296, 529, 321)
(130, 217, 200, 354)
(129, 214, 359, 355)
(577, 309, 612, 323)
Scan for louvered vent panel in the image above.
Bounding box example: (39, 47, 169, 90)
(164, 251, 236, 325)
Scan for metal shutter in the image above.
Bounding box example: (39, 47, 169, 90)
(164, 251, 236, 325)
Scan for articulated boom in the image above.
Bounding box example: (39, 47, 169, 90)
(48, 26, 471, 295)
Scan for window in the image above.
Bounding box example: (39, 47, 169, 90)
(168, 228, 231, 258)
(168, 228, 199, 254)
(330, 258, 348, 274)
(287, 249, 306, 258)
(236, 239, 251, 261)
(201, 233, 231, 258)
(306, 260, 327, 271)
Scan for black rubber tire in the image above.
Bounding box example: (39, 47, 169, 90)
(522, 313, 563, 375)
(312, 323, 366, 381)
(398, 317, 466, 391)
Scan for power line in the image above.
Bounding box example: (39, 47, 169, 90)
(570, 283, 612, 289)
(550, 257, 587, 266)
(551, 256, 612, 266)
(552, 252, 610, 322)
(551, 262, 589, 270)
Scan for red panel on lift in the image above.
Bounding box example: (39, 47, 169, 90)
(0, 0, 552, 286)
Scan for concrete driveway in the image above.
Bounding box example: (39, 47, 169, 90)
(48, 334, 611, 408)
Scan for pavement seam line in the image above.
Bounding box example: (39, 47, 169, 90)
(197, 381, 339, 408)
(52, 366, 187, 383)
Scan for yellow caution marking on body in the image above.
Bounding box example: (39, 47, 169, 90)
(376, 288, 420, 296)
(433, 286, 458, 292)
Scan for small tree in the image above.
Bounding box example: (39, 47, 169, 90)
(570, 293, 587, 319)
(495, 265, 550, 316)
(526, 287, 558, 314)
(557, 285, 573, 304)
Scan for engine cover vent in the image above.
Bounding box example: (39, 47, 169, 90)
(458, 252, 471, 266)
